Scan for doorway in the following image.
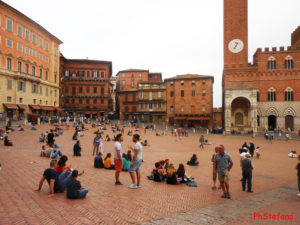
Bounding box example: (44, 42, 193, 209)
(268, 115, 276, 130)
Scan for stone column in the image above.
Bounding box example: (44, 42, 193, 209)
(250, 107, 258, 134)
(225, 107, 231, 133)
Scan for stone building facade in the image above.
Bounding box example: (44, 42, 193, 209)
(165, 74, 214, 128)
(0, 1, 62, 123)
(60, 56, 112, 118)
(116, 69, 166, 122)
(223, 0, 300, 134)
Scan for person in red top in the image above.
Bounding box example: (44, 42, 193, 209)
(211, 147, 219, 190)
(56, 155, 72, 174)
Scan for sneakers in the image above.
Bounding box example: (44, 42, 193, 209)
(297, 193, 300, 196)
(136, 184, 141, 188)
(115, 181, 123, 185)
(129, 184, 137, 189)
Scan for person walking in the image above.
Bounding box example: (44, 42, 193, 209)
(214, 145, 233, 199)
(114, 134, 123, 185)
(241, 153, 254, 193)
(200, 135, 204, 149)
(128, 134, 143, 189)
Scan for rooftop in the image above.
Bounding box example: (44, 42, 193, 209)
(0, 1, 62, 44)
(164, 74, 214, 81)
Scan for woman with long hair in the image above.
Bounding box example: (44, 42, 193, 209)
(166, 164, 177, 185)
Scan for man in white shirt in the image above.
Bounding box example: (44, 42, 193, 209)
(114, 134, 123, 185)
(128, 134, 143, 189)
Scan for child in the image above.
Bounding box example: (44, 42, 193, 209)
(256, 147, 261, 159)
(94, 152, 104, 168)
(66, 170, 88, 199)
(40, 145, 48, 157)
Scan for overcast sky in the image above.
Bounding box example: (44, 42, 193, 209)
(4, 0, 300, 107)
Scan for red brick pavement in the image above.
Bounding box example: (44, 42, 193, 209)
(0, 124, 299, 224)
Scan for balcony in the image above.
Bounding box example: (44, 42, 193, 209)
(62, 76, 108, 82)
(63, 93, 109, 98)
(0, 68, 41, 83)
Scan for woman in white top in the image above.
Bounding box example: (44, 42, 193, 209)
(98, 134, 104, 154)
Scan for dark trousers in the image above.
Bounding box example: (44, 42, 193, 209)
(242, 170, 252, 191)
(298, 176, 300, 191)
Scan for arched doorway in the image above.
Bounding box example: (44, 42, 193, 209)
(268, 115, 276, 130)
(285, 115, 294, 131)
(231, 97, 250, 127)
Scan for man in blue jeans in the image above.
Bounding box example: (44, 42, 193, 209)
(66, 170, 88, 199)
(35, 160, 72, 197)
(128, 134, 143, 189)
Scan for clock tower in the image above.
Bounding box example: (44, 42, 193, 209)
(224, 0, 248, 67)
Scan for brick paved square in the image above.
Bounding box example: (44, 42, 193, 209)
(0, 124, 299, 224)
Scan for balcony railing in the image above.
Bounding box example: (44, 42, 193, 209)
(62, 76, 108, 82)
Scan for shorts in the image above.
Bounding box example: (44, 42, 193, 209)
(114, 158, 123, 172)
(218, 171, 230, 182)
(129, 159, 142, 173)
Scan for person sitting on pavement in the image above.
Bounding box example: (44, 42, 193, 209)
(187, 154, 199, 166)
(288, 150, 298, 158)
(49, 144, 63, 159)
(104, 153, 115, 169)
(39, 133, 45, 142)
(35, 160, 72, 198)
(166, 164, 178, 185)
(17, 125, 24, 131)
(127, 150, 132, 162)
(122, 153, 131, 171)
(40, 145, 48, 157)
(4, 136, 13, 146)
(152, 162, 166, 182)
(164, 159, 170, 171)
(31, 124, 37, 130)
(73, 141, 82, 156)
(94, 152, 104, 168)
(105, 135, 111, 142)
(66, 170, 88, 199)
(177, 164, 192, 183)
(56, 155, 72, 175)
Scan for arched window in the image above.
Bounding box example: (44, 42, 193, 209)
(267, 56, 276, 70)
(268, 88, 276, 102)
(285, 87, 294, 101)
(284, 55, 293, 69)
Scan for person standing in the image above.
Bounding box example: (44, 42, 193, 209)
(47, 130, 55, 146)
(92, 134, 100, 155)
(241, 153, 254, 193)
(114, 134, 123, 185)
(200, 135, 204, 149)
(128, 134, 143, 189)
(214, 145, 233, 199)
(296, 155, 300, 196)
(249, 142, 255, 158)
(98, 134, 104, 154)
(65, 120, 69, 130)
(211, 147, 219, 190)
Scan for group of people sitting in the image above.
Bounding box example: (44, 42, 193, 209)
(40, 144, 63, 159)
(148, 159, 194, 185)
(94, 150, 134, 171)
(288, 150, 298, 158)
(35, 157, 88, 199)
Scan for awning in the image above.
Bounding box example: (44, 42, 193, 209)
(29, 105, 41, 110)
(175, 116, 186, 120)
(40, 106, 55, 111)
(54, 107, 63, 111)
(3, 104, 18, 109)
(17, 104, 28, 109)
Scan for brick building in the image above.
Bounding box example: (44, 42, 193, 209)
(60, 55, 112, 118)
(0, 1, 62, 123)
(223, 0, 300, 134)
(165, 74, 214, 128)
(116, 69, 166, 122)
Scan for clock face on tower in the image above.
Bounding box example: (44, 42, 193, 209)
(228, 39, 244, 54)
